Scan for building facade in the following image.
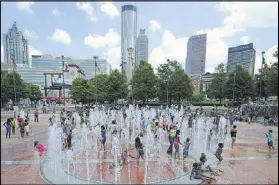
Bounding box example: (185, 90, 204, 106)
(136, 29, 148, 68)
(121, 5, 137, 82)
(3, 22, 29, 67)
(185, 34, 207, 75)
(201, 72, 214, 92)
(189, 74, 201, 94)
(228, 43, 256, 76)
(31, 55, 108, 79)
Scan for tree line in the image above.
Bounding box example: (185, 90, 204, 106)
(1, 48, 277, 107)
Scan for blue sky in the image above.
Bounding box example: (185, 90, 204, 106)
(1, 2, 278, 73)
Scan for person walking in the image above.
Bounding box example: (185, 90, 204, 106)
(3, 118, 12, 139)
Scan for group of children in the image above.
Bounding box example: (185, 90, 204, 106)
(3, 117, 30, 138)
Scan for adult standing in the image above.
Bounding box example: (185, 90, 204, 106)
(10, 118, 16, 135)
(34, 109, 39, 123)
(264, 114, 270, 126)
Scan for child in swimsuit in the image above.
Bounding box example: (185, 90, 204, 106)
(265, 130, 275, 152)
(34, 141, 47, 156)
(214, 143, 224, 164)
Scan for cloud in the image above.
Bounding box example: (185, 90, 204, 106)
(76, 2, 97, 22)
(1, 45, 4, 62)
(240, 36, 249, 45)
(52, 8, 61, 16)
(100, 2, 119, 20)
(149, 20, 162, 32)
(102, 46, 121, 70)
(84, 28, 120, 49)
(148, 30, 188, 70)
(23, 29, 39, 39)
(16, 2, 35, 13)
(217, 2, 278, 29)
(49, 29, 72, 46)
(29, 45, 43, 67)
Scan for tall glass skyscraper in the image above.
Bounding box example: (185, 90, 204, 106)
(136, 29, 148, 68)
(185, 34, 207, 75)
(228, 43, 256, 76)
(3, 22, 29, 67)
(121, 5, 137, 82)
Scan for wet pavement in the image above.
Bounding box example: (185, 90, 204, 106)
(1, 114, 278, 184)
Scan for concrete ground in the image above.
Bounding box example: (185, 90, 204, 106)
(1, 112, 278, 184)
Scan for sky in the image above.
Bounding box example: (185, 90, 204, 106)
(1, 2, 278, 74)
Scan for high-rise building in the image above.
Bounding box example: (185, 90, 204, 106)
(31, 54, 108, 79)
(136, 29, 148, 68)
(3, 22, 29, 67)
(185, 34, 207, 75)
(121, 5, 137, 82)
(228, 43, 256, 76)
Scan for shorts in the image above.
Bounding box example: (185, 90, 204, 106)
(102, 138, 106, 145)
(231, 137, 236, 141)
(137, 149, 144, 159)
(268, 141, 273, 147)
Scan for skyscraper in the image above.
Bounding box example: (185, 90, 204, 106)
(228, 43, 256, 76)
(121, 5, 137, 82)
(185, 34, 207, 75)
(136, 29, 148, 68)
(3, 22, 29, 67)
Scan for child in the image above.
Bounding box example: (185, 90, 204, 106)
(173, 130, 183, 159)
(101, 125, 107, 151)
(214, 143, 224, 164)
(190, 163, 215, 183)
(34, 141, 47, 156)
(24, 120, 30, 136)
(3, 118, 11, 139)
(265, 130, 275, 152)
(133, 137, 145, 167)
(199, 154, 223, 176)
(183, 138, 191, 159)
(10, 118, 16, 135)
(17, 121, 25, 138)
(67, 129, 72, 150)
(230, 125, 237, 149)
(109, 149, 129, 169)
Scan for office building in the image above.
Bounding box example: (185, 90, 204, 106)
(189, 74, 201, 94)
(136, 29, 148, 68)
(121, 5, 137, 82)
(185, 34, 207, 75)
(31, 54, 108, 79)
(3, 22, 29, 67)
(228, 43, 256, 76)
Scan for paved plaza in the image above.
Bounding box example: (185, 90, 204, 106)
(1, 112, 278, 184)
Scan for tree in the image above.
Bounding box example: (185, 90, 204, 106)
(207, 63, 228, 104)
(225, 65, 254, 103)
(26, 84, 42, 108)
(1, 71, 9, 106)
(1, 71, 27, 105)
(91, 74, 108, 102)
(264, 62, 278, 96)
(104, 69, 128, 103)
(131, 61, 157, 104)
(70, 78, 96, 105)
(168, 68, 193, 103)
(157, 60, 193, 104)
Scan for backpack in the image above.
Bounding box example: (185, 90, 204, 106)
(173, 137, 179, 146)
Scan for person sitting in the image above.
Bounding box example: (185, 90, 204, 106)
(34, 141, 47, 156)
(190, 163, 215, 183)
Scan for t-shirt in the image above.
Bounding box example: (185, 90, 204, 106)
(36, 143, 47, 153)
(101, 129, 106, 140)
(230, 129, 237, 137)
(267, 133, 273, 142)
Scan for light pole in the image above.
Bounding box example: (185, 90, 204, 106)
(259, 51, 265, 104)
(61, 55, 66, 106)
(200, 60, 203, 112)
(93, 56, 98, 104)
(128, 48, 134, 104)
(232, 72, 236, 103)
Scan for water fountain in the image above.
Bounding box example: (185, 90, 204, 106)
(40, 104, 228, 184)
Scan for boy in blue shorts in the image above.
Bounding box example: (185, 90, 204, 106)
(265, 130, 275, 152)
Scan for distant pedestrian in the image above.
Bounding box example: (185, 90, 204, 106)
(34, 110, 39, 123)
(24, 119, 30, 136)
(264, 114, 269, 126)
(230, 125, 237, 149)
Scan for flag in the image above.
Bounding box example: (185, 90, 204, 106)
(262, 55, 268, 70)
(95, 60, 97, 67)
(12, 60, 17, 70)
(264, 63, 268, 70)
(62, 59, 69, 71)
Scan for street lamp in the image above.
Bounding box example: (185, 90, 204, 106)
(200, 60, 203, 113)
(165, 59, 175, 107)
(259, 51, 265, 104)
(93, 56, 98, 104)
(128, 48, 134, 104)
